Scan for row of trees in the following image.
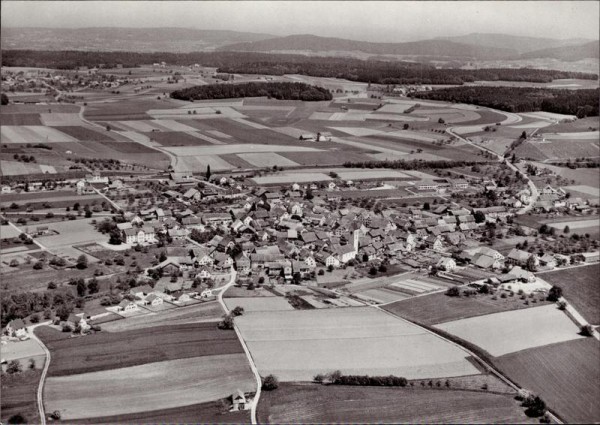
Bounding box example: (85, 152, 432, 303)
(171, 82, 332, 102)
(413, 87, 599, 117)
(342, 159, 485, 170)
(3, 50, 596, 84)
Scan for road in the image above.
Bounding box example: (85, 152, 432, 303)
(216, 268, 262, 425)
(375, 306, 564, 424)
(446, 115, 540, 215)
(90, 186, 122, 212)
(28, 321, 53, 425)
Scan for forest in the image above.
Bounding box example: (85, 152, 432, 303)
(2, 50, 597, 85)
(412, 87, 599, 116)
(170, 82, 332, 101)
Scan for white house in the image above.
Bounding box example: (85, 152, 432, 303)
(145, 294, 163, 306)
(117, 300, 139, 312)
(5, 319, 27, 338)
(436, 257, 456, 272)
(122, 227, 156, 244)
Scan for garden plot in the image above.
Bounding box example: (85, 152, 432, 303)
(224, 297, 294, 312)
(238, 152, 299, 168)
(252, 172, 332, 185)
(164, 144, 321, 156)
(435, 304, 584, 357)
(40, 113, 85, 126)
(389, 278, 443, 294)
(1, 126, 77, 144)
(356, 288, 412, 304)
(44, 354, 255, 420)
(235, 307, 479, 382)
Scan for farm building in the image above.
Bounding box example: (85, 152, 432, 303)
(122, 227, 156, 245)
(581, 251, 599, 263)
(231, 389, 249, 411)
(5, 319, 27, 338)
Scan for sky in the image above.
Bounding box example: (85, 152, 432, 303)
(2, 1, 599, 42)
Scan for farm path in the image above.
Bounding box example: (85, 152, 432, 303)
(377, 305, 565, 424)
(558, 296, 600, 339)
(29, 321, 53, 425)
(217, 268, 262, 425)
(6, 220, 50, 252)
(90, 186, 121, 212)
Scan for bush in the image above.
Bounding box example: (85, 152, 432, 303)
(580, 324, 594, 337)
(6, 360, 22, 374)
(313, 373, 325, 384)
(8, 414, 27, 424)
(231, 306, 244, 317)
(49, 411, 62, 420)
(218, 314, 234, 330)
(547, 285, 563, 302)
(522, 395, 546, 417)
(262, 374, 279, 391)
(445, 286, 460, 297)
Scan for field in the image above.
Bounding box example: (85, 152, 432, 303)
(0, 370, 42, 424)
(383, 291, 551, 326)
(44, 354, 255, 420)
(35, 322, 243, 376)
(146, 131, 216, 146)
(541, 264, 600, 324)
(1, 126, 78, 144)
(99, 301, 223, 332)
(531, 162, 600, 187)
(53, 125, 117, 141)
(64, 400, 250, 424)
(235, 307, 480, 381)
(435, 304, 584, 356)
(495, 338, 600, 423)
(238, 152, 299, 168)
(257, 383, 536, 424)
(224, 296, 294, 312)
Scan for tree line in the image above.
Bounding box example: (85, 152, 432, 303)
(2, 50, 596, 84)
(412, 87, 599, 117)
(342, 159, 486, 170)
(171, 82, 332, 101)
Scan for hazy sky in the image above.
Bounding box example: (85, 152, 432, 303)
(2, 1, 599, 41)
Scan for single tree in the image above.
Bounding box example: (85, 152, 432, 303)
(262, 374, 279, 391)
(206, 164, 211, 181)
(547, 285, 563, 302)
(6, 360, 22, 374)
(76, 254, 88, 269)
(0, 93, 9, 105)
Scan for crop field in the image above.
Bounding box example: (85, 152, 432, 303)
(40, 113, 85, 126)
(279, 150, 372, 166)
(383, 291, 551, 326)
(53, 125, 117, 141)
(547, 218, 599, 230)
(563, 184, 600, 197)
(495, 338, 600, 424)
(2, 104, 80, 114)
(0, 113, 43, 125)
(1, 125, 78, 144)
(44, 354, 255, 420)
(32, 218, 101, 249)
(335, 169, 411, 180)
(542, 264, 600, 324)
(176, 155, 234, 172)
(533, 139, 600, 159)
(235, 307, 479, 381)
(1, 338, 46, 363)
(257, 383, 536, 425)
(164, 143, 321, 156)
(252, 172, 332, 185)
(542, 117, 600, 133)
(0, 160, 56, 176)
(83, 98, 178, 121)
(238, 152, 299, 168)
(435, 304, 584, 356)
(224, 296, 294, 312)
(0, 191, 101, 205)
(356, 287, 412, 304)
(521, 111, 577, 121)
(0, 370, 42, 424)
(100, 301, 223, 332)
(65, 400, 250, 424)
(36, 322, 243, 376)
(147, 131, 215, 146)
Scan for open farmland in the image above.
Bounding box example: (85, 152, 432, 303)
(35, 322, 243, 376)
(224, 296, 294, 312)
(257, 383, 536, 425)
(235, 307, 480, 381)
(64, 400, 250, 424)
(44, 354, 255, 420)
(383, 291, 552, 326)
(495, 338, 600, 423)
(541, 264, 600, 324)
(1, 126, 78, 144)
(0, 113, 43, 125)
(0, 370, 42, 424)
(99, 301, 223, 332)
(53, 125, 118, 141)
(238, 152, 299, 168)
(435, 304, 584, 356)
(147, 131, 216, 146)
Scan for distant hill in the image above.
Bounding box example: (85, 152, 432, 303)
(439, 33, 593, 54)
(0, 27, 275, 52)
(520, 41, 600, 61)
(217, 34, 518, 60)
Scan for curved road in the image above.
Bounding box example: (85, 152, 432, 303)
(216, 268, 262, 425)
(28, 321, 53, 425)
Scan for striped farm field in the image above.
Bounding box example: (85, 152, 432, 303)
(237, 152, 299, 167)
(258, 383, 537, 424)
(435, 304, 584, 356)
(235, 307, 480, 382)
(35, 322, 243, 376)
(44, 354, 255, 420)
(1, 125, 77, 143)
(164, 143, 321, 156)
(40, 113, 85, 126)
(175, 155, 234, 172)
(0, 113, 43, 125)
(0, 160, 56, 176)
(252, 172, 332, 185)
(494, 338, 600, 423)
(224, 296, 294, 313)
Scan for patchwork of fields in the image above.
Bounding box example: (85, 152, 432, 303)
(235, 307, 480, 381)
